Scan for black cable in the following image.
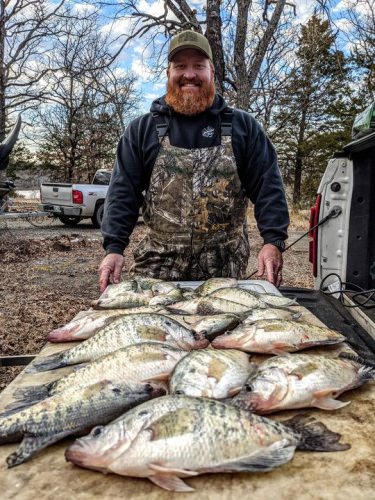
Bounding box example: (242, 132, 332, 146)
(320, 272, 375, 309)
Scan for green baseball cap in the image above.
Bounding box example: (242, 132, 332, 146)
(168, 30, 213, 62)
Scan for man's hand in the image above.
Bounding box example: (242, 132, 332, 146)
(99, 253, 124, 293)
(257, 243, 283, 287)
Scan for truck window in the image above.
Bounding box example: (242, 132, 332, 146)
(92, 171, 111, 185)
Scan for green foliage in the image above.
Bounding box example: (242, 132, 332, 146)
(271, 14, 363, 208)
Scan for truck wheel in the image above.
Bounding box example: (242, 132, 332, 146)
(91, 203, 104, 228)
(58, 215, 82, 226)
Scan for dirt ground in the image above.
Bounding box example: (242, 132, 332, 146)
(0, 200, 313, 391)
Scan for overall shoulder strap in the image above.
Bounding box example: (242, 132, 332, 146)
(221, 107, 234, 137)
(152, 112, 169, 141)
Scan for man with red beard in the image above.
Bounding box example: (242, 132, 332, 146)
(99, 30, 289, 291)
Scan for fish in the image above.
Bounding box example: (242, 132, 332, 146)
(177, 314, 241, 340)
(47, 306, 171, 343)
(196, 297, 252, 315)
(31, 314, 209, 372)
(169, 349, 255, 398)
(149, 288, 184, 306)
(93, 290, 153, 309)
(66, 395, 349, 492)
(13, 343, 188, 406)
(211, 319, 346, 354)
(0, 381, 165, 467)
(151, 281, 178, 294)
(135, 277, 163, 291)
(167, 296, 251, 316)
(243, 307, 302, 323)
(195, 278, 238, 296)
(231, 353, 375, 413)
(210, 288, 297, 308)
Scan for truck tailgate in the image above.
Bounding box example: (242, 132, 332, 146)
(40, 183, 73, 205)
(1, 291, 374, 498)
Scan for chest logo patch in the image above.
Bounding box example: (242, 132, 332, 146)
(202, 126, 215, 138)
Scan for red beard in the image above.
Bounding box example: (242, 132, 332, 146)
(165, 78, 215, 116)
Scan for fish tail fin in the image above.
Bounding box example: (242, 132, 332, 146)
(26, 353, 66, 373)
(12, 382, 52, 405)
(283, 415, 350, 452)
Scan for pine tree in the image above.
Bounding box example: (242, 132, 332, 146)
(272, 14, 356, 207)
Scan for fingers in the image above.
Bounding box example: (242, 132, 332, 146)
(98, 254, 124, 293)
(257, 244, 283, 287)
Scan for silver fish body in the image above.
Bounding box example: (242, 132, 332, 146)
(212, 319, 346, 354)
(66, 395, 348, 492)
(170, 349, 254, 398)
(231, 353, 375, 413)
(243, 307, 302, 323)
(94, 290, 152, 309)
(32, 314, 208, 372)
(1, 381, 165, 467)
(211, 288, 297, 308)
(15, 343, 187, 405)
(195, 278, 238, 296)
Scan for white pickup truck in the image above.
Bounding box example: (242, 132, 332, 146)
(39, 169, 111, 227)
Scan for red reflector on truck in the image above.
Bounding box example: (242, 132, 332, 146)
(309, 194, 321, 277)
(72, 190, 83, 204)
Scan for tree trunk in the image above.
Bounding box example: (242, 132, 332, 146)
(205, 0, 225, 95)
(0, 0, 6, 142)
(248, 0, 287, 91)
(234, 0, 252, 109)
(293, 107, 307, 207)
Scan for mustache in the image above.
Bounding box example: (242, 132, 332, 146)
(178, 78, 202, 86)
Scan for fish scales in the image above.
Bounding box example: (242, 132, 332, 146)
(66, 395, 349, 492)
(0, 381, 164, 467)
(232, 353, 375, 413)
(33, 314, 208, 372)
(170, 349, 254, 398)
(15, 343, 187, 405)
(212, 319, 345, 354)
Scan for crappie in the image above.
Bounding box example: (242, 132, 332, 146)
(66, 396, 348, 492)
(196, 297, 252, 315)
(231, 353, 375, 413)
(166, 298, 202, 314)
(47, 306, 170, 343)
(170, 349, 254, 398)
(178, 314, 241, 340)
(32, 314, 208, 372)
(243, 307, 302, 323)
(149, 288, 184, 306)
(14, 343, 187, 406)
(94, 290, 152, 309)
(1, 381, 164, 467)
(211, 288, 297, 308)
(195, 278, 238, 296)
(212, 319, 346, 354)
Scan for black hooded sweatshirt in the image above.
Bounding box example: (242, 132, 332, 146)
(102, 94, 289, 255)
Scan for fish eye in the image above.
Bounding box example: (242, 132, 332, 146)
(175, 390, 185, 395)
(112, 387, 121, 395)
(92, 426, 103, 437)
(245, 384, 253, 392)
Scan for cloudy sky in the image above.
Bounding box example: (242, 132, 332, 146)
(87, 0, 365, 112)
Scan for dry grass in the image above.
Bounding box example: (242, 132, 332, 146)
(0, 210, 313, 390)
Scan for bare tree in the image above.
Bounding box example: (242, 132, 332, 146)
(344, 0, 375, 99)
(0, 0, 66, 141)
(35, 11, 140, 181)
(98, 0, 300, 109)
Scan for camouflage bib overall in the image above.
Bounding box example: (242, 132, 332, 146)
(131, 109, 250, 280)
